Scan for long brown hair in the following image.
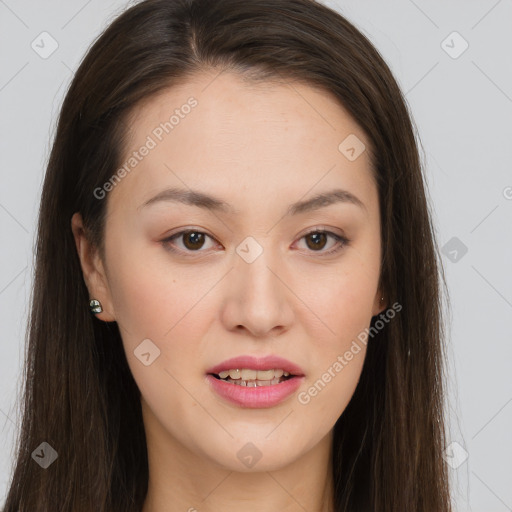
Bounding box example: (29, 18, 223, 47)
(2, 0, 452, 510)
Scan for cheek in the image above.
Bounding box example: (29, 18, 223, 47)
(108, 263, 175, 340)
(296, 283, 370, 428)
(292, 340, 367, 450)
(292, 242, 378, 414)
(103, 225, 211, 341)
(107, 256, 209, 429)
(298, 255, 380, 345)
(105, 247, 218, 407)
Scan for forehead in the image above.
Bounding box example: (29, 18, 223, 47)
(108, 70, 377, 217)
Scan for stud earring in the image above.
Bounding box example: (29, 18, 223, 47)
(89, 299, 103, 314)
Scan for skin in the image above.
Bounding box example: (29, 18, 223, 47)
(72, 70, 386, 512)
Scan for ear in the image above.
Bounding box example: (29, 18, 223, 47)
(371, 289, 387, 318)
(71, 212, 116, 322)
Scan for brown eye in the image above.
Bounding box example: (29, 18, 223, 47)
(297, 229, 349, 256)
(304, 232, 328, 251)
(162, 229, 217, 254)
(182, 231, 206, 250)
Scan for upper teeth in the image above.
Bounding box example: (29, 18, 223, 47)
(218, 369, 290, 380)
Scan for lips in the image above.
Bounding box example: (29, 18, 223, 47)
(205, 354, 305, 377)
(205, 355, 306, 408)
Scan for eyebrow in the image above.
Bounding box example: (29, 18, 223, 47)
(139, 187, 366, 215)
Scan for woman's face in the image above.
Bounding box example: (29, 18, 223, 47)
(76, 71, 384, 472)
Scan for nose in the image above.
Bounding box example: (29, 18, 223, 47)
(220, 245, 295, 338)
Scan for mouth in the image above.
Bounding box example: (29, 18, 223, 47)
(205, 355, 305, 407)
(208, 368, 297, 387)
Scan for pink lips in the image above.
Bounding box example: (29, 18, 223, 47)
(205, 354, 305, 409)
(205, 354, 305, 376)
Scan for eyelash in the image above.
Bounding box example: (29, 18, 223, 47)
(161, 227, 350, 257)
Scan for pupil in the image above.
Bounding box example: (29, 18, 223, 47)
(306, 232, 326, 250)
(184, 231, 204, 250)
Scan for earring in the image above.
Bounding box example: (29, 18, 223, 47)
(89, 299, 103, 314)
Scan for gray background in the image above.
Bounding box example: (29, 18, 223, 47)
(1, 1, 511, 510)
